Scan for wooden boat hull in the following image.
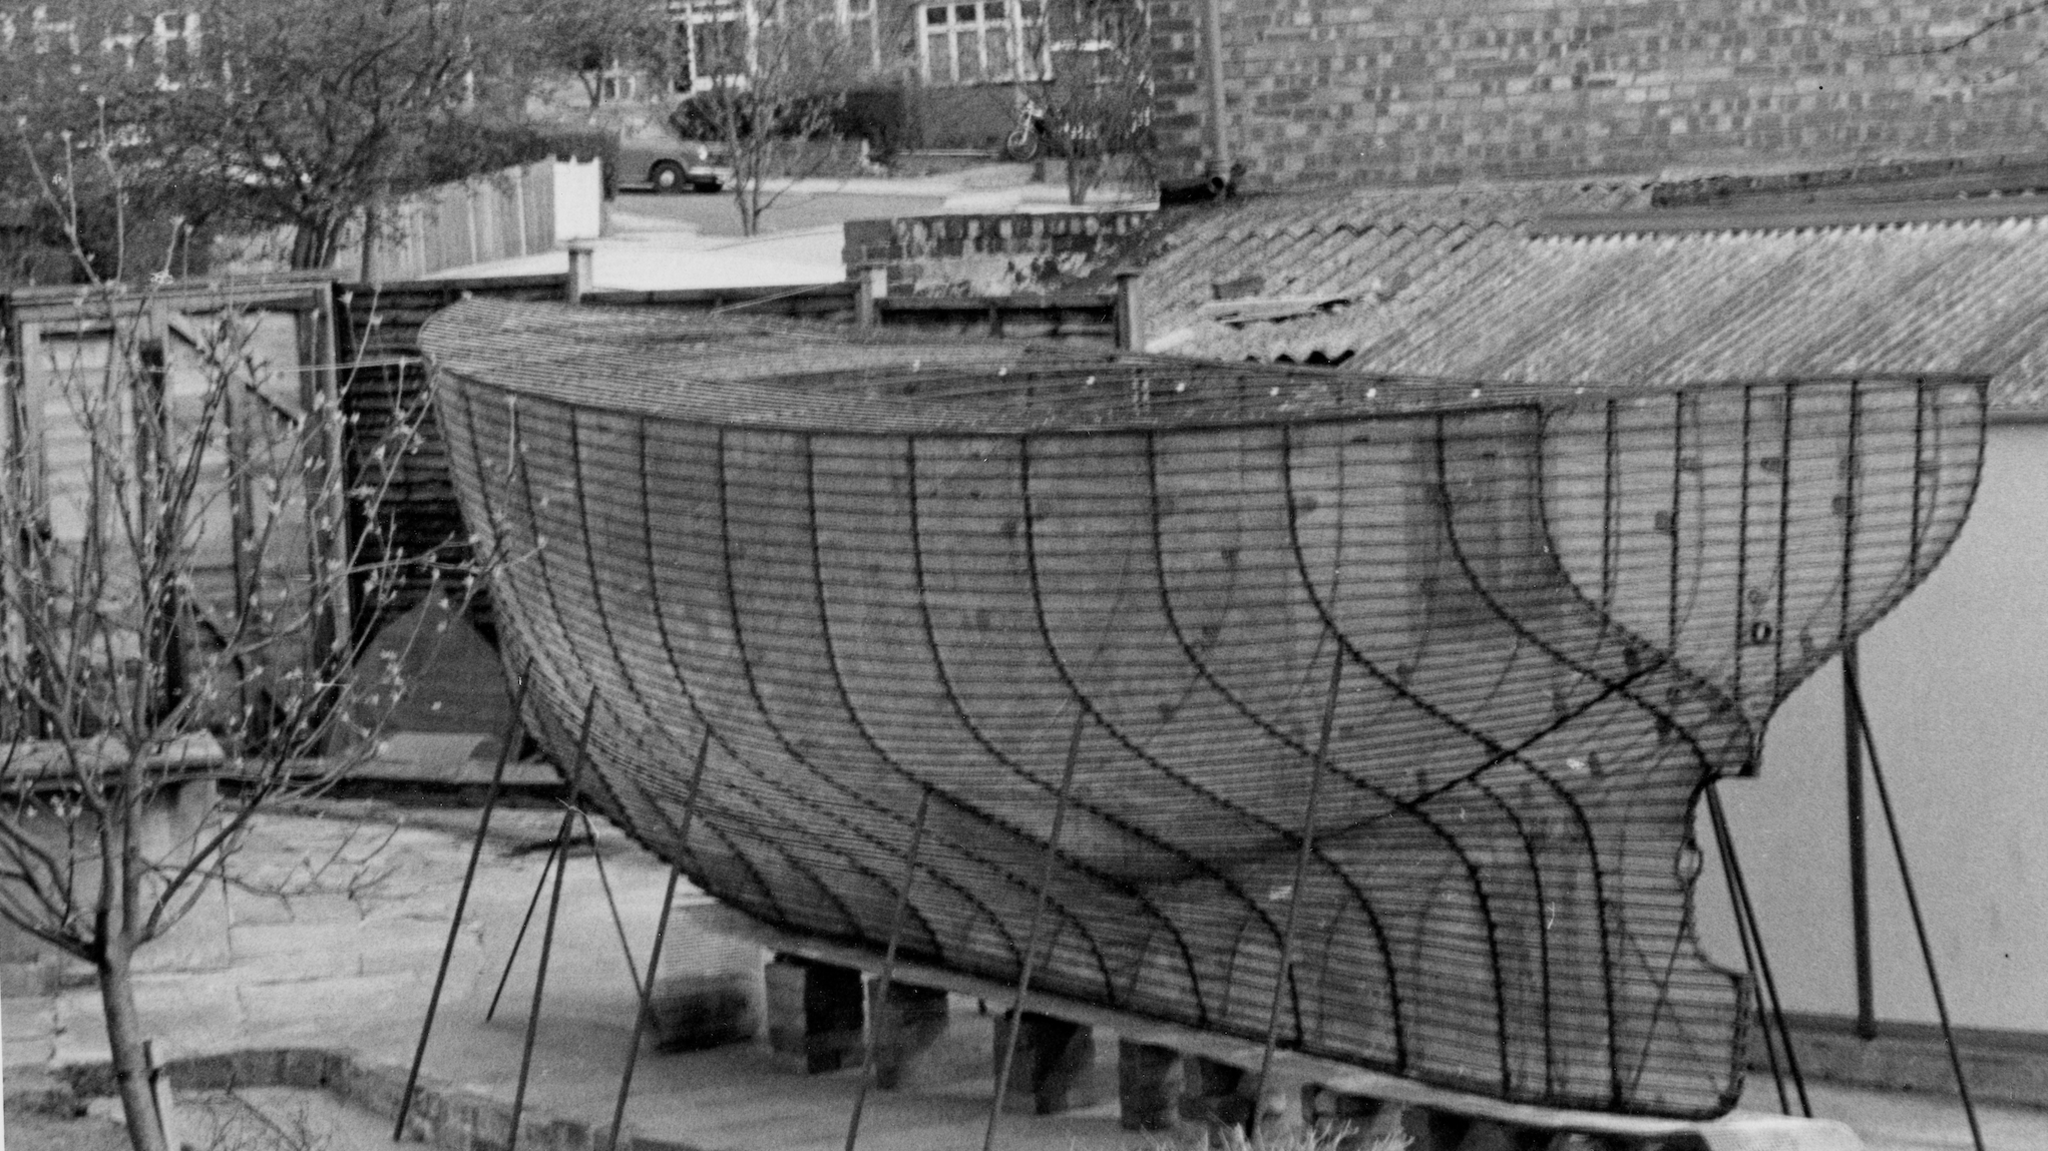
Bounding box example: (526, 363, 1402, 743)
(424, 299, 1985, 1119)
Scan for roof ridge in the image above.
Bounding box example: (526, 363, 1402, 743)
(1536, 197, 2048, 238)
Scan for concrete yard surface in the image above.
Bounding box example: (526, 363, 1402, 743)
(4, 794, 2046, 1150)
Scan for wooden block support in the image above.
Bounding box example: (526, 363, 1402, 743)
(1457, 1118, 1531, 1150)
(868, 982, 949, 1090)
(992, 1011, 1099, 1114)
(647, 971, 756, 1053)
(1176, 1055, 1250, 1131)
(702, 904, 1854, 1147)
(1117, 1039, 1183, 1131)
(765, 956, 864, 1074)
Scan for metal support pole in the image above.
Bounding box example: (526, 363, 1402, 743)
(1706, 786, 1811, 1117)
(1250, 644, 1345, 1123)
(1705, 785, 1794, 1117)
(507, 689, 601, 1151)
(486, 832, 562, 1023)
(1844, 644, 1876, 1039)
(1845, 659, 1986, 1151)
(844, 787, 934, 1151)
(580, 807, 643, 992)
(982, 707, 1088, 1151)
(394, 663, 534, 1140)
(604, 732, 712, 1151)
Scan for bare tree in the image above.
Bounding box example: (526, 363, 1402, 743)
(0, 144, 454, 1151)
(1011, 0, 1154, 205)
(2, 0, 560, 272)
(519, 0, 678, 111)
(679, 0, 860, 236)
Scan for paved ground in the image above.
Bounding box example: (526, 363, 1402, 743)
(0, 798, 1145, 1150)
(4, 786, 2045, 1150)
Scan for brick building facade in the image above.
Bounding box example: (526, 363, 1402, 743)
(1148, 0, 2048, 188)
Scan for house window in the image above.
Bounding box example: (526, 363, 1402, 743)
(920, 0, 1042, 85)
(673, 1, 744, 93)
(601, 65, 639, 103)
(843, 0, 878, 71)
(671, 0, 880, 91)
(102, 20, 145, 71)
(30, 5, 79, 54)
(152, 12, 200, 86)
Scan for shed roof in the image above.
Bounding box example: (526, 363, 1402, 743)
(1145, 194, 2048, 416)
(1130, 179, 1649, 348)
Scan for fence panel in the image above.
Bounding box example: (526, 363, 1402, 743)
(337, 159, 602, 282)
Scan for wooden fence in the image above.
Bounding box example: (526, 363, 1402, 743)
(332, 158, 605, 283)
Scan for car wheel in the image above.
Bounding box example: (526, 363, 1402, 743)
(650, 161, 686, 193)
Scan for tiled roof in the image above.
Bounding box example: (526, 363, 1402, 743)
(1145, 199, 2048, 415)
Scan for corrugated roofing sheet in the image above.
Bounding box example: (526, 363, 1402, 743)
(1134, 180, 1649, 350)
(1348, 217, 2048, 414)
(1144, 192, 2048, 415)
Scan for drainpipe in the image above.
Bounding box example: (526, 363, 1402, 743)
(1201, 0, 1231, 177)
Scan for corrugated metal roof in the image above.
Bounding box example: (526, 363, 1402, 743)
(1349, 216, 2048, 413)
(1134, 179, 1649, 354)
(1148, 201, 2048, 415)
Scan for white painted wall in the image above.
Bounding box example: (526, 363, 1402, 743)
(1697, 419, 2048, 1034)
(552, 157, 604, 243)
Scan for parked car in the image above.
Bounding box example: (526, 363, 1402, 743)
(615, 134, 731, 193)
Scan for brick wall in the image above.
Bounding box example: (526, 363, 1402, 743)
(1149, 0, 2048, 189)
(843, 211, 1155, 295)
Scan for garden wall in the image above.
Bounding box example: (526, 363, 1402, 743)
(842, 211, 1155, 296)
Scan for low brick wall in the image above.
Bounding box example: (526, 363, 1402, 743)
(843, 211, 1155, 297)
